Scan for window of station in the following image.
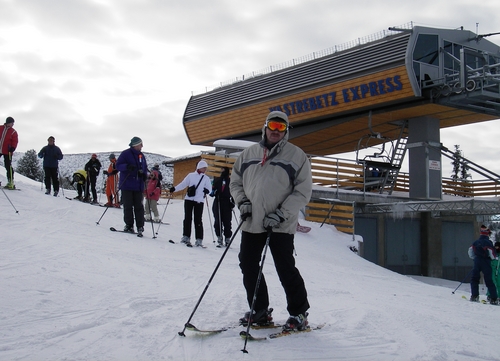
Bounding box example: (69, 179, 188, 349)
(443, 41, 461, 72)
(413, 34, 439, 65)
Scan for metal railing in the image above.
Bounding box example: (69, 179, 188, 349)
(192, 22, 414, 95)
(193, 151, 500, 199)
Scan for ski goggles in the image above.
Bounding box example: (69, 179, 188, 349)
(265, 120, 288, 132)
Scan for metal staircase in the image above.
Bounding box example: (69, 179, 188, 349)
(379, 120, 409, 194)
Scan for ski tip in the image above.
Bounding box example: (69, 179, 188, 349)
(169, 240, 175, 244)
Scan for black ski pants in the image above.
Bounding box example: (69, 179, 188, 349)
(239, 231, 309, 317)
(85, 174, 98, 201)
(121, 190, 145, 229)
(1, 153, 14, 182)
(43, 167, 59, 192)
(212, 197, 232, 238)
(183, 199, 204, 240)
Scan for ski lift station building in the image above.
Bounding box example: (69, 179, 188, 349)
(181, 23, 500, 281)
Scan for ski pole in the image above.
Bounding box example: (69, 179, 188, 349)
(99, 172, 105, 203)
(232, 208, 241, 235)
(155, 196, 171, 236)
(178, 219, 245, 337)
(218, 196, 222, 243)
(0, 181, 19, 214)
(146, 196, 155, 239)
(241, 228, 273, 353)
(452, 268, 474, 294)
(96, 172, 130, 225)
(57, 169, 65, 197)
(205, 196, 216, 243)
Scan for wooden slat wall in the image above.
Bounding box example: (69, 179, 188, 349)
(305, 200, 354, 234)
(203, 153, 236, 178)
(166, 152, 500, 200)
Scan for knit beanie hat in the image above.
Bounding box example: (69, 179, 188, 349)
(5, 116, 14, 124)
(265, 111, 289, 126)
(109, 153, 116, 160)
(129, 136, 142, 147)
(197, 160, 208, 169)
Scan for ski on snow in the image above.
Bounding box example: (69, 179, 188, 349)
(240, 323, 325, 341)
(184, 323, 228, 334)
(184, 243, 206, 248)
(110, 227, 143, 238)
(461, 295, 496, 305)
(183, 322, 281, 335)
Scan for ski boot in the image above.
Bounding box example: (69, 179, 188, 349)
(239, 308, 273, 326)
(283, 312, 309, 331)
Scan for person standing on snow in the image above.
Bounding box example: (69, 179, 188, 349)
(230, 110, 312, 331)
(169, 160, 212, 247)
(84, 153, 102, 204)
(116, 137, 148, 235)
(210, 167, 234, 247)
(38, 136, 63, 196)
(144, 169, 161, 223)
(0, 116, 18, 189)
(468, 225, 498, 304)
(103, 153, 120, 208)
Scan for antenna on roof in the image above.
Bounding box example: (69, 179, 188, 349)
(469, 23, 500, 42)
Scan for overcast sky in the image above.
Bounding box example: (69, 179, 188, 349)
(1, 0, 500, 174)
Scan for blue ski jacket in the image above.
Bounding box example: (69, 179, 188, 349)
(116, 147, 148, 192)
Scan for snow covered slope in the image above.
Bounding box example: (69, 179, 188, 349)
(0, 173, 498, 361)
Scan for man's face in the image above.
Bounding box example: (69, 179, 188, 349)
(5, 122, 13, 128)
(199, 167, 207, 173)
(48, 138, 55, 145)
(265, 122, 286, 146)
(133, 143, 143, 151)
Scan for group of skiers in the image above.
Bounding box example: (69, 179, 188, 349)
(3, 112, 313, 332)
(469, 224, 500, 305)
(69, 151, 164, 218)
(70, 153, 119, 207)
(0, 117, 65, 195)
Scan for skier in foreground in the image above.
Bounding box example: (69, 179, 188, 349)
(230, 110, 312, 331)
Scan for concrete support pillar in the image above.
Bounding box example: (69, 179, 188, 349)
(407, 116, 442, 200)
